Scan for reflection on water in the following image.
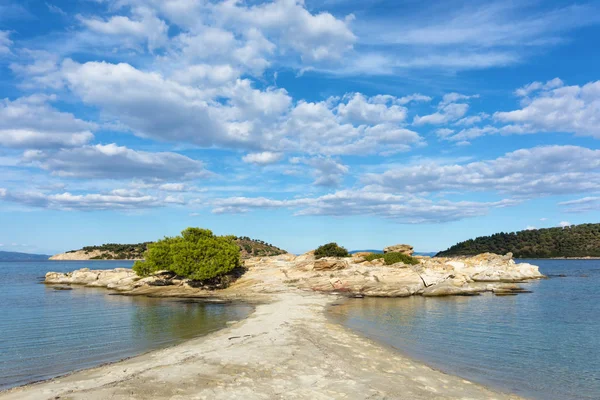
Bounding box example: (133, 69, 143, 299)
(0, 261, 253, 391)
(328, 260, 600, 400)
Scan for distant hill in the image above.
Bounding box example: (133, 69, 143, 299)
(233, 236, 287, 258)
(50, 237, 287, 260)
(0, 251, 50, 261)
(436, 223, 600, 258)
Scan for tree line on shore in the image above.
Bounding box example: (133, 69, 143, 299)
(436, 223, 600, 258)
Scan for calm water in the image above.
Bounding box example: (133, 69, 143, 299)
(329, 259, 600, 400)
(0, 260, 253, 391)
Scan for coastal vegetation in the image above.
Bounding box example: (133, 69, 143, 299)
(233, 236, 286, 258)
(364, 252, 420, 265)
(78, 243, 150, 260)
(314, 242, 350, 259)
(60, 236, 286, 260)
(436, 223, 600, 258)
(133, 228, 240, 281)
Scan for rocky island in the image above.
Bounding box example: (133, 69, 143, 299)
(2, 236, 543, 399)
(44, 243, 543, 298)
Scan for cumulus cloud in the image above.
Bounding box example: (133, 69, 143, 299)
(58, 59, 423, 156)
(413, 93, 475, 125)
(514, 78, 564, 97)
(336, 93, 407, 124)
(212, 189, 517, 224)
(291, 157, 349, 187)
(242, 151, 283, 165)
(22, 144, 209, 181)
(559, 221, 572, 227)
(79, 7, 169, 52)
(363, 145, 600, 197)
(0, 95, 95, 148)
(212, 0, 356, 63)
(494, 79, 600, 138)
(278, 97, 423, 155)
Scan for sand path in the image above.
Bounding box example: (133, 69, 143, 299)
(0, 289, 522, 400)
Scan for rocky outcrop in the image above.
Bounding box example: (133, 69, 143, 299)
(383, 244, 414, 255)
(45, 268, 139, 288)
(44, 251, 544, 298)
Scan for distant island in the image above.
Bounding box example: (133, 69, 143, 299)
(0, 251, 50, 261)
(50, 236, 287, 260)
(437, 223, 600, 258)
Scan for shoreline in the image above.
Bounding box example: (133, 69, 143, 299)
(3, 253, 543, 399)
(0, 289, 524, 400)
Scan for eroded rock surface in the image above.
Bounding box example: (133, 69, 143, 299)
(45, 252, 544, 298)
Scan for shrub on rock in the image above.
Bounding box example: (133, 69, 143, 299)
(314, 242, 349, 259)
(364, 252, 419, 265)
(133, 228, 240, 281)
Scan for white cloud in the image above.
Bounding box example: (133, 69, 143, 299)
(96, 0, 355, 66)
(242, 152, 283, 165)
(212, 189, 518, 224)
(292, 157, 349, 187)
(22, 144, 209, 181)
(0, 188, 180, 211)
(454, 113, 488, 126)
(495, 79, 600, 138)
(413, 93, 475, 125)
(514, 78, 564, 97)
(158, 183, 186, 192)
(278, 98, 423, 155)
(525, 225, 537, 230)
(59, 59, 423, 156)
(46, 3, 67, 16)
(0, 30, 12, 54)
(336, 93, 407, 124)
(558, 197, 600, 213)
(0, 95, 95, 148)
(559, 221, 572, 227)
(79, 7, 168, 52)
(213, 0, 356, 63)
(344, 2, 599, 73)
(364, 145, 600, 197)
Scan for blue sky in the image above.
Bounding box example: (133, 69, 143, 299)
(1, 0, 600, 255)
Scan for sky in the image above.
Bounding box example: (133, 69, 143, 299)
(1, 0, 600, 255)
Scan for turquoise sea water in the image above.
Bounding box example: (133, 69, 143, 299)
(0, 260, 253, 391)
(329, 259, 600, 400)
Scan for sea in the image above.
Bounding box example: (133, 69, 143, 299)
(328, 259, 600, 400)
(0, 260, 253, 391)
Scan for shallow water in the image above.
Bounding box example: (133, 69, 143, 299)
(328, 259, 600, 400)
(0, 260, 253, 391)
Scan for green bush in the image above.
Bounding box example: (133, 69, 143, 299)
(363, 252, 419, 265)
(314, 242, 349, 259)
(133, 228, 240, 281)
(363, 253, 384, 262)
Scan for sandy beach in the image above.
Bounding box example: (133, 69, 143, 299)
(0, 288, 522, 400)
